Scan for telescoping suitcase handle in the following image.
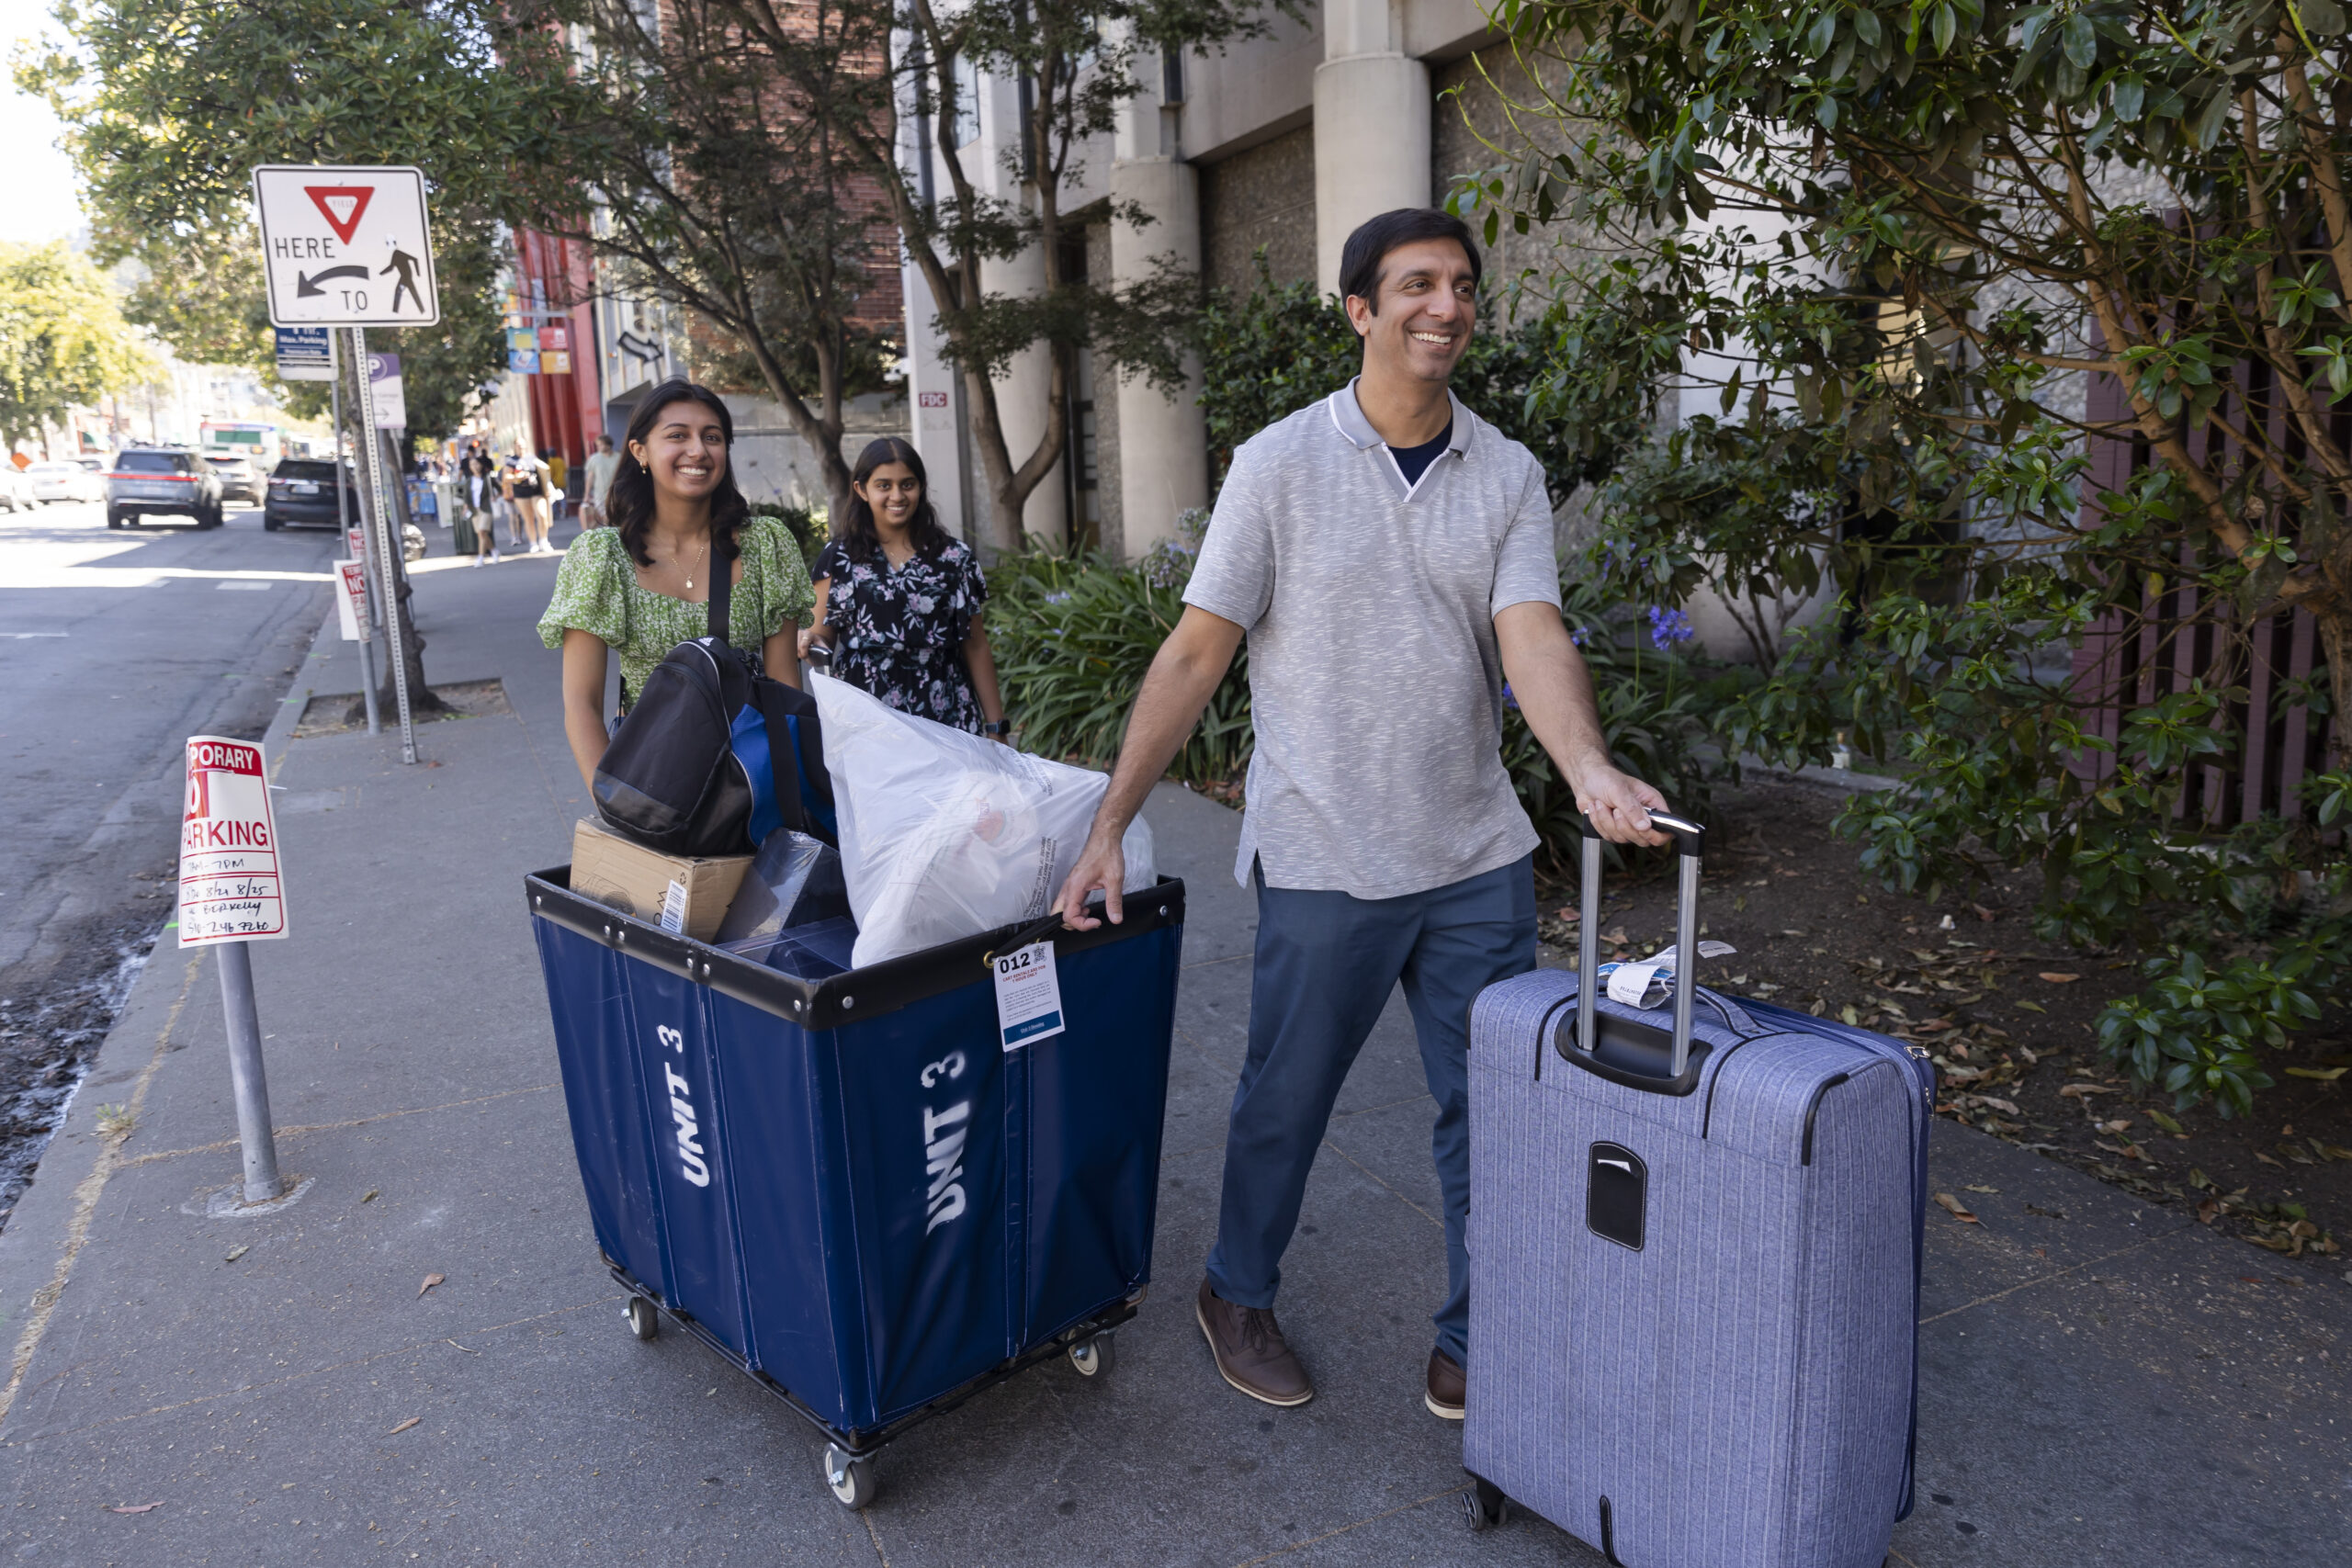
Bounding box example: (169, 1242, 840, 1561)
(1574, 808, 1707, 1076)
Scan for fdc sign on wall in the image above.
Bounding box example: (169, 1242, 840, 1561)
(252, 164, 439, 328)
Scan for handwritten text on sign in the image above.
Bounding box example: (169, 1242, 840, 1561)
(179, 737, 290, 947)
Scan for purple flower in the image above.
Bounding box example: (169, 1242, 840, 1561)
(1501, 682, 1521, 710)
(1044, 590, 1071, 604)
(1646, 605, 1694, 650)
(1569, 626, 1589, 648)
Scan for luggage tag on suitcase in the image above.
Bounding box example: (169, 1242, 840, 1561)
(1597, 940, 1736, 1009)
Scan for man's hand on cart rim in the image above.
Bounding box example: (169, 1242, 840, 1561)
(1053, 831, 1131, 931)
(1574, 761, 1674, 849)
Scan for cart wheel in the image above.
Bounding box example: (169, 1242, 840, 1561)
(1066, 1331, 1115, 1378)
(1462, 1476, 1509, 1532)
(624, 1297, 659, 1341)
(824, 1445, 876, 1510)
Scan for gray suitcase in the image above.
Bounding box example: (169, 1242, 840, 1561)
(1463, 812, 1933, 1567)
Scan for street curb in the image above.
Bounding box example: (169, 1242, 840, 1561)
(261, 601, 340, 777)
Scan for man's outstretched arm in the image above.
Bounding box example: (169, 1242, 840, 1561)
(1495, 599, 1671, 848)
(1052, 606, 1247, 929)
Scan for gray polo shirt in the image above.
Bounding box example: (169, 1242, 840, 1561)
(1182, 379, 1561, 898)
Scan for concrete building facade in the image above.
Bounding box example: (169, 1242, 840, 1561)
(899, 0, 1530, 560)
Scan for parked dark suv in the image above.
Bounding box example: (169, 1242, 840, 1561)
(107, 447, 225, 529)
(262, 457, 362, 532)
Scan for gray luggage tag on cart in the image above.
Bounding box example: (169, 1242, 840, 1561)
(991, 942, 1067, 1050)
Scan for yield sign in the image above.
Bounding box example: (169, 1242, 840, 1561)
(304, 185, 375, 244)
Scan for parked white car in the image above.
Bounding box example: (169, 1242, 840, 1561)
(0, 466, 33, 512)
(25, 460, 100, 503)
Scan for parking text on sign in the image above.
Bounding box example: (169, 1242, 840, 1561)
(179, 736, 290, 946)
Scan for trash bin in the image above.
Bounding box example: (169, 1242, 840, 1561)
(526, 865, 1185, 1508)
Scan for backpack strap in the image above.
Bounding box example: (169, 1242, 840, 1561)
(707, 526, 736, 651)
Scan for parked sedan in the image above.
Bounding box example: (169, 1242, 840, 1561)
(106, 447, 225, 529)
(0, 466, 33, 512)
(25, 461, 100, 502)
(262, 457, 362, 531)
(203, 454, 265, 504)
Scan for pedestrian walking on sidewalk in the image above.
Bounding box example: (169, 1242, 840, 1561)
(1051, 209, 1671, 1424)
(581, 434, 620, 528)
(462, 449, 499, 564)
(509, 449, 555, 554)
(538, 378, 815, 790)
(802, 437, 1007, 738)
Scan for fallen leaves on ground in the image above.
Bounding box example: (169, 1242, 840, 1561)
(417, 1273, 445, 1299)
(386, 1417, 420, 1435)
(222, 1245, 248, 1264)
(105, 1503, 164, 1515)
(2039, 972, 2082, 984)
(1933, 1191, 1980, 1224)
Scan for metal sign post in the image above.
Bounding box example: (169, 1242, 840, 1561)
(179, 737, 293, 1205)
(348, 326, 416, 762)
(329, 334, 379, 736)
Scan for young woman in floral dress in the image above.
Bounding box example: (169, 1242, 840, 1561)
(804, 437, 1008, 739)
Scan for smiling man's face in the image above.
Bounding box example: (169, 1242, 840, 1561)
(1346, 238, 1477, 386)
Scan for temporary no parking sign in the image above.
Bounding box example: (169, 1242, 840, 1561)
(179, 737, 290, 947)
(251, 164, 439, 328)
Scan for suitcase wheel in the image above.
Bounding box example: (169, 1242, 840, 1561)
(1462, 1476, 1509, 1533)
(623, 1297, 659, 1341)
(824, 1444, 877, 1510)
(1067, 1331, 1115, 1378)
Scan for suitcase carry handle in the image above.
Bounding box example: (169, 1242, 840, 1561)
(1573, 808, 1706, 1077)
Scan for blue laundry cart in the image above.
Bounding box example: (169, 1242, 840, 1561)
(526, 866, 1185, 1508)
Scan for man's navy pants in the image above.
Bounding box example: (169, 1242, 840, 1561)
(1204, 853, 1536, 1363)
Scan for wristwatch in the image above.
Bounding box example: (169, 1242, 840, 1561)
(981, 718, 1012, 737)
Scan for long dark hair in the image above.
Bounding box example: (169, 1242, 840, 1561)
(607, 379, 751, 567)
(835, 436, 951, 563)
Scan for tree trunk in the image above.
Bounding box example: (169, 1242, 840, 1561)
(371, 426, 445, 716)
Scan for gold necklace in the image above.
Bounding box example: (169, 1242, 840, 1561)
(682, 533, 709, 592)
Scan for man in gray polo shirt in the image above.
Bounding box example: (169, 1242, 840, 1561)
(1054, 209, 1669, 1419)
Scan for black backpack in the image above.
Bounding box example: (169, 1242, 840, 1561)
(591, 537, 835, 858)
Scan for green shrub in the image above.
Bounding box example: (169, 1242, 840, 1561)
(989, 543, 1251, 787)
(746, 502, 827, 573)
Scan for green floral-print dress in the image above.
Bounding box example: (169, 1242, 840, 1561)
(537, 515, 815, 708)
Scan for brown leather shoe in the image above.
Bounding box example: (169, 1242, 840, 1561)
(1195, 1278, 1313, 1407)
(1426, 1347, 1465, 1420)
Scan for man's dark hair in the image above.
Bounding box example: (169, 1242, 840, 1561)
(1338, 209, 1482, 312)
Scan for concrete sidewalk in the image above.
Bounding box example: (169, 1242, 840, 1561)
(0, 530, 2343, 1566)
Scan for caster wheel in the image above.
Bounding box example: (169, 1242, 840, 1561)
(623, 1296, 658, 1340)
(1067, 1331, 1114, 1378)
(1463, 1476, 1508, 1532)
(823, 1444, 876, 1509)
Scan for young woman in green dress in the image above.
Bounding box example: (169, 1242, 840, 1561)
(537, 379, 815, 791)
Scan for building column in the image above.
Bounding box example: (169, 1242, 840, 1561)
(1108, 156, 1207, 558)
(1312, 0, 1430, 295)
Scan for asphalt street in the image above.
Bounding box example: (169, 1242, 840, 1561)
(0, 496, 339, 985)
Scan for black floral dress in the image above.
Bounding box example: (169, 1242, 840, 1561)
(812, 537, 989, 732)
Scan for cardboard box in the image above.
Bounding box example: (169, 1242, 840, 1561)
(571, 818, 753, 943)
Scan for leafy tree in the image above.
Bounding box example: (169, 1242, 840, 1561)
(1467, 0, 2352, 1111)
(715, 0, 1289, 548)
(0, 242, 153, 449)
(22, 0, 520, 432)
(505, 0, 899, 513)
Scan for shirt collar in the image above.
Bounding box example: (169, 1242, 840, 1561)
(1327, 378, 1473, 457)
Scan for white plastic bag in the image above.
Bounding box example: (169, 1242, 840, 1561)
(810, 673, 1156, 967)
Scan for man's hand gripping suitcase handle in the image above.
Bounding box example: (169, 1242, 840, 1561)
(1573, 809, 1707, 1075)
